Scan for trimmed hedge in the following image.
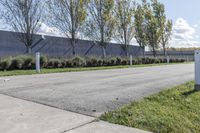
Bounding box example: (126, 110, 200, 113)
(0, 55, 186, 71)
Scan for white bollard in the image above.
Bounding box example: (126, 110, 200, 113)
(167, 56, 170, 64)
(187, 56, 189, 62)
(36, 52, 41, 73)
(130, 55, 133, 66)
(195, 50, 200, 90)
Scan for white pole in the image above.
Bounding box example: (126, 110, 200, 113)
(195, 50, 200, 90)
(130, 55, 133, 66)
(167, 56, 170, 63)
(36, 52, 41, 73)
(187, 56, 189, 62)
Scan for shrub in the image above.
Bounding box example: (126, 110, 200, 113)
(121, 58, 128, 65)
(97, 58, 103, 66)
(116, 57, 122, 65)
(70, 56, 86, 67)
(137, 58, 142, 64)
(155, 59, 160, 64)
(23, 56, 35, 69)
(132, 59, 137, 65)
(65, 59, 73, 67)
(107, 57, 117, 66)
(159, 58, 164, 63)
(181, 59, 186, 62)
(142, 58, 146, 64)
(0, 58, 12, 70)
(60, 59, 66, 68)
(10, 57, 24, 70)
(86, 57, 98, 67)
(0, 55, 187, 71)
(48, 59, 62, 68)
(40, 56, 48, 68)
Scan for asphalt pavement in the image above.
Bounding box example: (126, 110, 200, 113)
(0, 63, 194, 117)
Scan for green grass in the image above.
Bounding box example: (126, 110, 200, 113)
(0, 62, 190, 77)
(101, 81, 200, 133)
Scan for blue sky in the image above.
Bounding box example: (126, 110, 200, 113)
(159, 0, 200, 47)
(160, 0, 199, 24)
(0, 0, 200, 48)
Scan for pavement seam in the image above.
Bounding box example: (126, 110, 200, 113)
(60, 119, 99, 133)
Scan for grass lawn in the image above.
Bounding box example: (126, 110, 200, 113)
(101, 81, 200, 133)
(0, 63, 188, 77)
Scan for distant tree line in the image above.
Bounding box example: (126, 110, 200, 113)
(166, 47, 200, 51)
(0, 0, 172, 57)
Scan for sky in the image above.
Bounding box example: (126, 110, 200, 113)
(159, 0, 200, 48)
(0, 0, 200, 48)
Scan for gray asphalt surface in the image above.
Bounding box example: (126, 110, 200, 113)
(0, 64, 194, 117)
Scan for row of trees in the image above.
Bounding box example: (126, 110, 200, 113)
(0, 0, 172, 57)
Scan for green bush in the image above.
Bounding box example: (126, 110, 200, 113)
(48, 59, 62, 68)
(40, 56, 48, 68)
(86, 57, 98, 67)
(106, 57, 117, 66)
(0, 58, 12, 71)
(155, 59, 160, 64)
(116, 57, 122, 65)
(0, 55, 187, 71)
(65, 59, 73, 67)
(60, 59, 66, 68)
(10, 57, 24, 70)
(70, 56, 86, 67)
(97, 58, 104, 66)
(121, 58, 128, 65)
(23, 56, 35, 69)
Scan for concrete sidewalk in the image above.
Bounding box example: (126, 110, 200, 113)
(0, 94, 149, 133)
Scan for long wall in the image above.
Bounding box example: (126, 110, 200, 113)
(145, 51, 195, 61)
(0, 30, 144, 57)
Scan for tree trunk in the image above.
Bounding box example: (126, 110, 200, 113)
(72, 39, 76, 56)
(142, 46, 145, 57)
(26, 46, 32, 54)
(126, 49, 129, 57)
(102, 46, 106, 58)
(153, 49, 156, 57)
(125, 45, 129, 57)
(152, 44, 156, 57)
(121, 45, 128, 57)
(163, 46, 166, 57)
(124, 29, 129, 57)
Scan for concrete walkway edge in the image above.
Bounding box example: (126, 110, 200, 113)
(0, 94, 149, 133)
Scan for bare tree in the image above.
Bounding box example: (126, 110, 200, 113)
(48, 0, 89, 56)
(114, 0, 136, 57)
(0, 0, 44, 54)
(85, 0, 116, 57)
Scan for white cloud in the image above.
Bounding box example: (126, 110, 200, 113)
(193, 24, 198, 28)
(170, 18, 200, 48)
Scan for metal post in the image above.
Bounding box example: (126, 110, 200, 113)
(195, 50, 200, 90)
(130, 55, 133, 66)
(187, 56, 189, 62)
(36, 52, 40, 73)
(167, 56, 170, 63)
